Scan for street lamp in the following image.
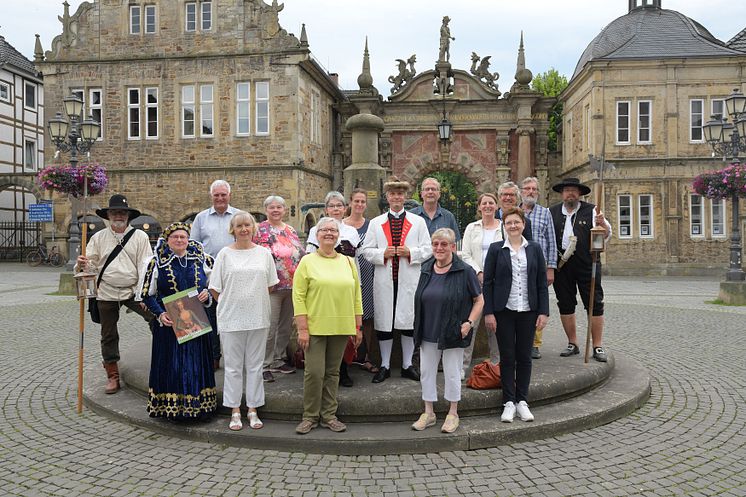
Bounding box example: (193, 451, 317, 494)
(47, 94, 101, 270)
(435, 74, 452, 142)
(702, 88, 746, 282)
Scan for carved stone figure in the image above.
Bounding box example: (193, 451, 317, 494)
(388, 54, 417, 94)
(470, 52, 500, 91)
(438, 16, 455, 62)
(262, 0, 284, 38)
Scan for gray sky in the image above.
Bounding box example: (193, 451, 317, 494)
(3, 1, 746, 91)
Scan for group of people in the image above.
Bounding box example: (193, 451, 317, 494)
(76, 173, 611, 434)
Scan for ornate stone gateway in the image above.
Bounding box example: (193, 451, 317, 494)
(341, 19, 556, 203)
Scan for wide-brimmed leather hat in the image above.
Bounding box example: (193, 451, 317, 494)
(96, 194, 142, 221)
(552, 177, 591, 196)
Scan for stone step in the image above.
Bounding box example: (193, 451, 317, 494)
(83, 353, 649, 455)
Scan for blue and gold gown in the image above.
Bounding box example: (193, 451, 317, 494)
(140, 240, 217, 420)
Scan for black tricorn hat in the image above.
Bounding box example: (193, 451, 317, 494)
(96, 194, 142, 221)
(552, 177, 591, 196)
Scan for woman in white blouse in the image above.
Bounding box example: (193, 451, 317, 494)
(459, 193, 503, 378)
(209, 211, 279, 431)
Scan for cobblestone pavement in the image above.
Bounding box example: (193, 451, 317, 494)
(1, 265, 745, 496)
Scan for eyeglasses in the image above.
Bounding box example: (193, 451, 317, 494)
(521, 187, 538, 191)
(168, 234, 189, 240)
(423, 187, 440, 192)
(326, 203, 345, 209)
(432, 241, 452, 247)
(318, 228, 339, 233)
(504, 221, 523, 226)
(500, 193, 517, 197)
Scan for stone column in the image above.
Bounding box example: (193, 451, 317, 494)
(516, 125, 535, 182)
(343, 113, 386, 218)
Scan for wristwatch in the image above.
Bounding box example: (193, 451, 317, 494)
(465, 319, 473, 326)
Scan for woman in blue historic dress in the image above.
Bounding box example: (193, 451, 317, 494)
(140, 222, 217, 420)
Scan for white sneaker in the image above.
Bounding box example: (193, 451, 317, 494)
(460, 369, 466, 381)
(516, 401, 534, 422)
(500, 401, 515, 423)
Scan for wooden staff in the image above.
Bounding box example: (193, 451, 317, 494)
(584, 175, 605, 363)
(77, 176, 88, 414)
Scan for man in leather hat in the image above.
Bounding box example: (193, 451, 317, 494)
(76, 194, 154, 393)
(549, 178, 612, 362)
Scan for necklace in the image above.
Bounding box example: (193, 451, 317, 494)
(435, 260, 453, 268)
(176, 255, 188, 268)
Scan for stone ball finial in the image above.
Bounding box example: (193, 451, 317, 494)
(515, 68, 533, 86)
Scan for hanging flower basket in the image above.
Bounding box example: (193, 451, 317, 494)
(36, 163, 109, 198)
(692, 161, 746, 200)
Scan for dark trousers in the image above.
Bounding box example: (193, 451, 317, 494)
(553, 258, 604, 316)
(495, 309, 537, 403)
(98, 298, 154, 363)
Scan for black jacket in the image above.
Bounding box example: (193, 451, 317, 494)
(413, 253, 478, 350)
(549, 200, 595, 267)
(483, 240, 550, 316)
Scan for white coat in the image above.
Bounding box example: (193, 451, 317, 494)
(361, 211, 432, 332)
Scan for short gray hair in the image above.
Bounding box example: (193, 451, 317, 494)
(431, 227, 456, 244)
(263, 195, 286, 209)
(315, 216, 339, 231)
(421, 177, 441, 190)
(521, 177, 539, 189)
(324, 191, 346, 206)
(210, 179, 231, 194)
(498, 181, 519, 196)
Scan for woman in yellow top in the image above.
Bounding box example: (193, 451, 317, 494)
(293, 217, 363, 434)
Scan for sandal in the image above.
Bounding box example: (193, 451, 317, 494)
(248, 411, 263, 430)
(229, 412, 242, 431)
(361, 361, 380, 374)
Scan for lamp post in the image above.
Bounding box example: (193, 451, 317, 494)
(436, 75, 453, 142)
(47, 95, 101, 270)
(702, 88, 746, 282)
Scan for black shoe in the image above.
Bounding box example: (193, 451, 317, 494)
(339, 371, 353, 387)
(560, 343, 580, 357)
(593, 346, 608, 362)
(531, 347, 542, 359)
(372, 367, 390, 383)
(400, 365, 420, 381)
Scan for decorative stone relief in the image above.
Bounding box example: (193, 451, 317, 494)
(469, 52, 500, 93)
(46, 1, 93, 60)
(388, 55, 417, 94)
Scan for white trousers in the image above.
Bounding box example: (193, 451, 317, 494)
(419, 341, 463, 403)
(221, 327, 268, 409)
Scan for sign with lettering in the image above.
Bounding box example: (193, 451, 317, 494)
(28, 203, 53, 222)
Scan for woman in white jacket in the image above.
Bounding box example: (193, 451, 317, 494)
(459, 193, 502, 378)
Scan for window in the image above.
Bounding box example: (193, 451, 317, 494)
(182, 85, 195, 137)
(200, 84, 214, 136)
(89, 89, 102, 139)
(638, 100, 651, 144)
(185, 3, 197, 32)
(638, 194, 653, 238)
(128, 88, 140, 139)
(690, 194, 703, 237)
(146, 87, 158, 139)
(130, 5, 141, 34)
(616, 101, 630, 144)
(236, 82, 250, 135)
(310, 91, 320, 144)
(201, 1, 212, 31)
(145, 5, 156, 33)
(256, 81, 269, 135)
(0, 82, 9, 102)
(24, 140, 36, 170)
(618, 194, 632, 239)
(690, 99, 704, 142)
(711, 99, 724, 121)
(711, 199, 726, 237)
(24, 83, 36, 110)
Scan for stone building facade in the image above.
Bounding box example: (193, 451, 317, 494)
(36, 0, 343, 251)
(559, 0, 746, 274)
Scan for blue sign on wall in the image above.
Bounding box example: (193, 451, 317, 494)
(28, 203, 54, 222)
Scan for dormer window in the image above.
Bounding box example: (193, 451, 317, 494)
(629, 0, 662, 11)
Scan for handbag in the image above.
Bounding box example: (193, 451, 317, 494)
(87, 229, 137, 324)
(292, 347, 305, 369)
(466, 359, 501, 389)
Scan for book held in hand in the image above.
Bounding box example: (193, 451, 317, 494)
(162, 287, 212, 344)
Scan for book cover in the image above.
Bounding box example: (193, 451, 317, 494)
(161, 287, 212, 344)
